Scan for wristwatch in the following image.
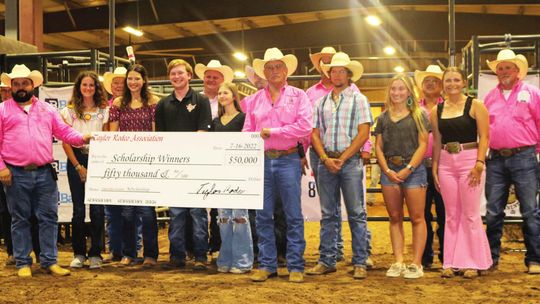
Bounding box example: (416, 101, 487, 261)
(406, 164, 415, 172)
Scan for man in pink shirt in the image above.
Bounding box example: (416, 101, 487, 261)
(414, 65, 446, 269)
(484, 49, 540, 274)
(244, 48, 312, 283)
(0, 65, 91, 277)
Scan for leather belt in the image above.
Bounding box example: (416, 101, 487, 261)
(387, 156, 409, 167)
(5, 162, 51, 171)
(423, 157, 433, 168)
(74, 147, 89, 155)
(491, 145, 536, 158)
(326, 151, 342, 158)
(265, 147, 298, 159)
(442, 142, 478, 154)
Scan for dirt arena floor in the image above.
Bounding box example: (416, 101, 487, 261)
(0, 202, 538, 304)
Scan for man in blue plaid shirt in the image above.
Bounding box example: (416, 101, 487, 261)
(307, 52, 372, 280)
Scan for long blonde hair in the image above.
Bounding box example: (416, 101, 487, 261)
(385, 74, 426, 133)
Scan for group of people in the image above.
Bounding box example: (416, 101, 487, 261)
(0, 46, 538, 282)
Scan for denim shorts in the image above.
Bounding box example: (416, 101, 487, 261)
(380, 163, 427, 188)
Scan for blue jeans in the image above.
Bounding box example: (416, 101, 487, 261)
(257, 154, 305, 273)
(217, 208, 253, 270)
(67, 150, 104, 258)
(310, 148, 344, 259)
(121, 206, 158, 259)
(317, 156, 368, 267)
(168, 207, 208, 262)
(486, 147, 540, 266)
(4, 164, 58, 268)
(105, 205, 123, 258)
(423, 167, 445, 266)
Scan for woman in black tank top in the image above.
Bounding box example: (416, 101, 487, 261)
(430, 67, 492, 278)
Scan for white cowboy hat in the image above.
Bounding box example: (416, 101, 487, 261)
(310, 46, 337, 72)
(487, 49, 528, 80)
(1, 64, 43, 88)
(194, 60, 234, 83)
(414, 65, 443, 87)
(102, 67, 127, 94)
(244, 65, 258, 86)
(320, 52, 364, 82)
(252, 47, 298, 80)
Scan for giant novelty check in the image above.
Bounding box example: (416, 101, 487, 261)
(85, 132, 264, 209)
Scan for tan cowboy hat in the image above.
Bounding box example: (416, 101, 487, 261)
(414, 65, 443, 87)
(1, 64, 43, 87)
(0, 81, 8, 88)
(103, 67, 127, 94)
(244, 65, 257, 86)
(194, 60, 234, 83)
(320, 52, 364, 82)
(252, 47, 298, 80)
(310, 46, 337, 72)
(487, 49, 528, 80)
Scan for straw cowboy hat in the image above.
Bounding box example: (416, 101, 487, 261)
(194, 60, 234, 83)
(0, 81, 8, 88)
(1, 64, 43, 87)
(252, 47, 298, 80)
(487, 49, 528, 80)
(414, 65, 444, 87)
(244, 65, 258, 86)
(310, 46, 337, 72)
(103, 67, 128, 94)
(320, 52, 364, 82)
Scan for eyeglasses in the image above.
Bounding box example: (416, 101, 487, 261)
(264, 63, 285, 71)
(330, 69, 348, 75)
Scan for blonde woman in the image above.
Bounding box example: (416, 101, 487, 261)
(374, 74, 429, 279)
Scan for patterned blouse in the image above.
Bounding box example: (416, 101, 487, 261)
(109, 104, 156, 132)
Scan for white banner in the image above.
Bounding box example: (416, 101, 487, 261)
(39, 86, 77, 223)
(86, 132, 264, 209)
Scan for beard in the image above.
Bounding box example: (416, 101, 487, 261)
(12, 89, 34, 103)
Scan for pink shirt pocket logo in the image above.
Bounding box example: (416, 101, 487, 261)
(517, 90, 530, 103)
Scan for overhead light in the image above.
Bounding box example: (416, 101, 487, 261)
(394, 66, 405, 73)
(234, 71, 246, 78)
(233, 52, 248, 61)
(123, 26, 143, 37)
(365, 15, 382, 26)
(383, 46, 396, 55)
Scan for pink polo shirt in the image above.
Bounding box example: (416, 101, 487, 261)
(306, 81, 372, 153)
(243, 83, 312, 151)
(484, 81, 540, 150)
(420, 96, 444, 158)
(0, 97, 84, 170)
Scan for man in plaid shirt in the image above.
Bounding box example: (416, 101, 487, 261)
(307, 52, 372, 280)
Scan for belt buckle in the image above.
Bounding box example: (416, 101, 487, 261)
(327, 151, 341, 158)
(446, 142, 461, 154)
(265, 150, 280, 159)
(499, 149, 513, 157)
(24, 164, 38, 171)
(388, 156, 404, 166)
